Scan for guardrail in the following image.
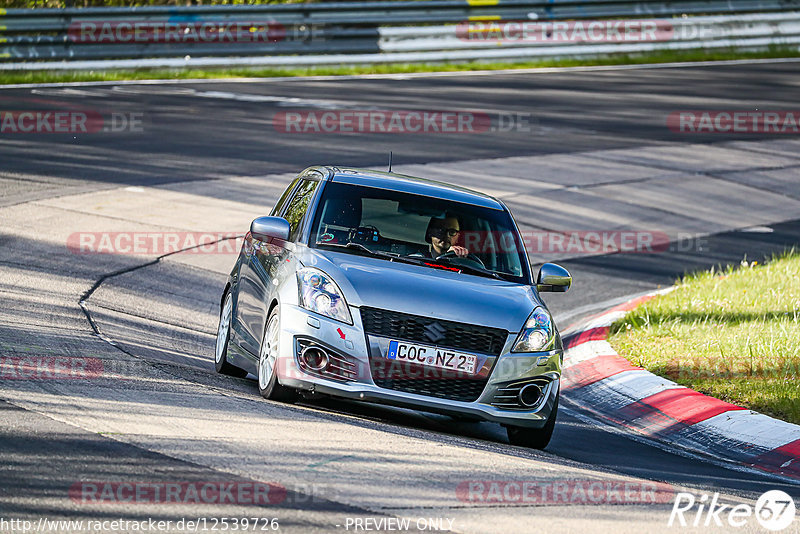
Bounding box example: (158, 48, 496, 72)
(1, 0, 799, 69)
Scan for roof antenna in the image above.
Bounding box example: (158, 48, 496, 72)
(388, 151, 393, 173)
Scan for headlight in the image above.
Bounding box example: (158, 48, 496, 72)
(297, 268, 352, 324)
(511, 308, 554, 352)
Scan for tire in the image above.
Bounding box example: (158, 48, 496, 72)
(215, 292, 248, 378)
(506, 392, 558, 449)
(257, 307, 297, 402)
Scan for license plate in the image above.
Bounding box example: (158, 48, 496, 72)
(386, 340, 477, 374)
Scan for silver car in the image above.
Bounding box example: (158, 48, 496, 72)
(215, 166, 571, 448)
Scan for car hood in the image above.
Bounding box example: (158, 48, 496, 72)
(299, 248, 543, 333)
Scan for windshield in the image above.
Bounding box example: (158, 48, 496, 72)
(309, 181, 531, 284)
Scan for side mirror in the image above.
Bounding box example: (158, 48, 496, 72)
(250, 216, 290, 242)
(536, 263, 571, 292)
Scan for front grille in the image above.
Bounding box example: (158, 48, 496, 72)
(360, 307, 508, 356)
(361, 307, 506, 402)
(370, 359, 488, 402)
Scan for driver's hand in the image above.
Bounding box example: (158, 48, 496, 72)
(449, 245, 469, 257)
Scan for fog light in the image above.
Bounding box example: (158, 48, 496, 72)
(301, 346, 329, 371)
(519, 384, 543, 407)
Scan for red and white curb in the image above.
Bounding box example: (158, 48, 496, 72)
(561, 290, 800, 482)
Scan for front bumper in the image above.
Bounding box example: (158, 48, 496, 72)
(276, 304, 561, 428)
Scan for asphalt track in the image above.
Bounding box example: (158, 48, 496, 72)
(2, 60, 800, 533)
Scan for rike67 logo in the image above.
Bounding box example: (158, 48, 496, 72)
(669, 490, 796, 531)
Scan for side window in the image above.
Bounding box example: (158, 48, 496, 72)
(270, 178, 300, 217)
(284, 179, 320, 241)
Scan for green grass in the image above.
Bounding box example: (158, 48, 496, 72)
(608, 250, 800, 424)
(2, 46, 799, 86)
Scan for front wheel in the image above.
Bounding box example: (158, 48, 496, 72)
(215, 292, 248, 378)
(506, 393, 558, 449)
(258, 307, 296, 402)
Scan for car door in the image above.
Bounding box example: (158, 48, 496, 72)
(234, 174, 322, 358)
(231, 177, 299, 356)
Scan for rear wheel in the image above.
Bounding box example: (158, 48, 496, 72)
(258, 307, 296, 402)
(215, 292, 248, 378)
(506, 393, 558, 449)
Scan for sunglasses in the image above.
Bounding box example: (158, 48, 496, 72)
(434, 228, 460, 237)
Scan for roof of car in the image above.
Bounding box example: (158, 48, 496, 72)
(328, 167, 505, 210)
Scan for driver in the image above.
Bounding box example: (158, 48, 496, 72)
(424, 214, 469, 258)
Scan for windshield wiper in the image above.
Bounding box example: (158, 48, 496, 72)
(432, 257, 509, 281)
(317, 242, 423, 266)
(317, 241, 385, 256)
(454, 263, 506, 281)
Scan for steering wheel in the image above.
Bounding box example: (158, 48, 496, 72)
(350, 225, 381, 244)
(435, 250, 487, 270)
